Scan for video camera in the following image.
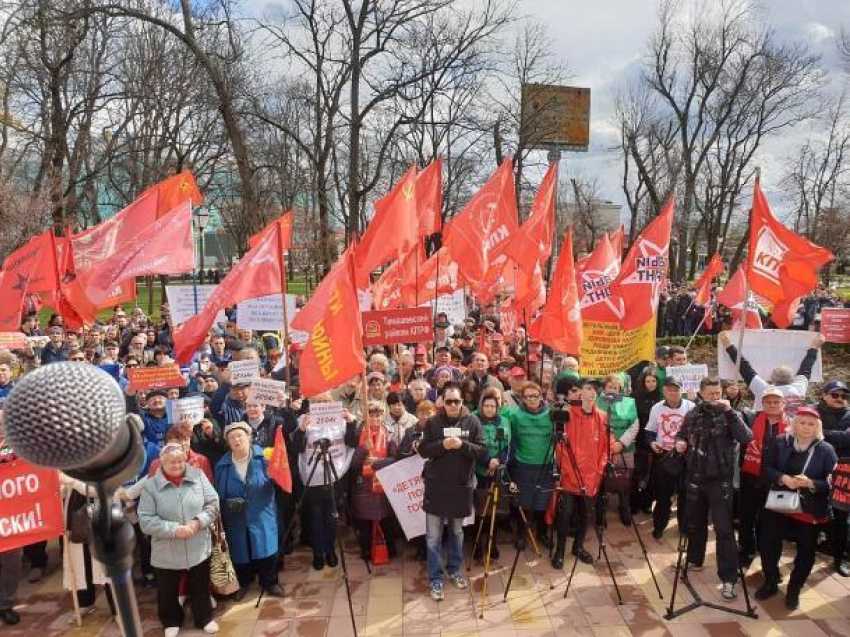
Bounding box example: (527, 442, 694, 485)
(551, 395, 570, 427)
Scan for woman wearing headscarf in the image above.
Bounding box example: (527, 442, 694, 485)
(138, 443, 220, 636)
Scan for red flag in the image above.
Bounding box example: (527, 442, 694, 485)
(248, 210, 293, 251)
(694, 252, 725, 306)
(139, 170, 203, 218)
(717, 266, 762, 329)
(0, 231, 58, 331)
(416, 245, 459, 298)
(268, 427, 293, 493)
(416, 158, 443, 238)
(501, 162, 556, 277)
(443, 159, 518, 287)
(292, 246, 365, 397)
(748, 178, 833, 306)
(576, 234, 624, 322)
(771, 296, 803, 329)
(74, 202, 195, 307)
(174, 223, 285, 364)
(610, 198, 674, 330)
(355, 166, 419, 286)
(372, 243, 426, 310)
(529, 230, 582, 354)
(609, 225, 625, 261)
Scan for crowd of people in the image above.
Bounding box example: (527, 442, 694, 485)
(0, 293, 848, 633)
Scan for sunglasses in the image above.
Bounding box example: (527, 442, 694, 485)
(444, 399, 462, 406)
(829, 392, 848, 400)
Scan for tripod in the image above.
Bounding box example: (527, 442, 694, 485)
(267, 439, 362, 636)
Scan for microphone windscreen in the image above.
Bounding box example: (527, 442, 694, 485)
(4, 362, 126, 471)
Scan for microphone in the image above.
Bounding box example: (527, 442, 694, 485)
(3, 362, 144, 491)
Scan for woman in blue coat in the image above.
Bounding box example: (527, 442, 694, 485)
(215, 421, 283, 600)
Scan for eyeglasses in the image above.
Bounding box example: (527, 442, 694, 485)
(70, 356, 86, 362)
(444, 399, 462, 406)
(829, 392, 849, 400)
(523, 394, 541, 400)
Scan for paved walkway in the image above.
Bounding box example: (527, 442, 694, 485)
(6, 514, 850, 636)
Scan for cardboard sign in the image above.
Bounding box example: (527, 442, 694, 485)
(167, 396, 205, 426)
(420, 290, 467, 326)
(248, 378, 288, 407)
(228, 360, 261, 385)
(717, 329, 823, 382)
(830, 458, 850, 513)
(667, 364, 709, 393)
(362, 308, 433, 347)
(821, 308, 850, 344)
(310, 401, 345, 429)
(165, 285, 226, 326)
(0, 460, 63, 552)
(0, 332, 28, 350)
(237, 294, 298, 331)
(128, 364, 187, 392)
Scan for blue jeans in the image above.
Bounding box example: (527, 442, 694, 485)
(425, 513, 464, 585)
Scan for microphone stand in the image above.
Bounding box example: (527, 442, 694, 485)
(90, 482, 144, 637)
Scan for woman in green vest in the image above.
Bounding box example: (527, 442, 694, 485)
(597, 374, 640, 526)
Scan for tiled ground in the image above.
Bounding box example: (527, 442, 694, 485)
(7, 513, 850, 636)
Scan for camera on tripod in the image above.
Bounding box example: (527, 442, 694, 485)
(551, 395, 570, 427)
(313, 437, 332, 452)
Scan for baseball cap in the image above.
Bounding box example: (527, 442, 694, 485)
(762, 386, 784, 399)
(580, 377, 602, 389)
(794, 405, 821, 420)
(823, 380, 848, 394)
(224, 421, 252, 438)
(509, 366, 527, 378)
(663, 377, 682, 388)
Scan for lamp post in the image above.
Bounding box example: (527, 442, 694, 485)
(194, 207, 211, 284)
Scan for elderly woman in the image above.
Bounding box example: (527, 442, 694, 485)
(215, 422, 283, 600)
(754, 406, 837, 610)
(138, 443, 220, 637)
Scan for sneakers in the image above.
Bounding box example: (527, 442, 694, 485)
(203, 621, 220, 634)
(28, 567, 44, 583)
(164, 628, 180, 637)
(429, 581, 444, 601)
(721, 582, 737, 601)
(325, 552, 339, 568)
(447, 571, 468, 590)
(0, 609, 20, 625)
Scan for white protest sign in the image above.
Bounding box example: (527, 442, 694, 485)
(667, 364, 709, 393)
(228, 360, 261, 385)
(420, 289, 467, 326)
(718, 329, 823, 382)
(248, 378, 287, 407)
(165, 285, 226, 325)
(375, 454, 474, 540)
(309, 401, 345, 429)
(237, 294, 298, 331)
(167, 396, 205, 426)
(299, 401, 353, 486)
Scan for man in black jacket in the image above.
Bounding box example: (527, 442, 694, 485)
(819, 380, 850, 577)
(419, 384, 485, 601)
(676, 377, 753, 601)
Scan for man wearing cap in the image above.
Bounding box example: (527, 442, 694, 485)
(503, 367, 527, 408)
(645, 376, 695, 538)
(215, 381, 251, 427)
(133, 388, 171, 448)
(819, 380, 850, 576)
(737, 386, 789, 568)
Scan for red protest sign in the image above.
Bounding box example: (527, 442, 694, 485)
(128, 364, 188, 392)
(362, 307, 433, 347)
(0, 332, 29, 350)
(831, 458, 850, 513)
(821, 308, 850, 344)
(0, 460, 63, 552)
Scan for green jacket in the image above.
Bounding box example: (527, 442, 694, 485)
(506, 405, 553, 465)
(473, 411, 511, 478)
(596, 395, 638, 452)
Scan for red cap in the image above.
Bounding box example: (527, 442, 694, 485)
(289, 343, 304, 354)
(509, 367, 526, 378)
(794, 405, 821, 420)
(415, 345, 427, 356)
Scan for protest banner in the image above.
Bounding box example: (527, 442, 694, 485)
(248, 378, 288, 407)
(127, 364, 187, 392)
(228, 359, 261, 385)
(0, 460, 63, 552)
(0, 332, 28, 350)
(299, 401, 353, 487)
(361, 308, 433, 347)
(310, 401, 345, 429)
(419, 289, 467, 326)
(830, 458, 850, 513)
(718, 329, 823, 382)
(821, 308, 850, 344)
(167, 395, 205, 426)
(375, 455, 474, 540)
(165, 285, 225, 325)
(236, 294, 298, 331)
(667, 364, 709, 393)
(579, 319, 656, 377)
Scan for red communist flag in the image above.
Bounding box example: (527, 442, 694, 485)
(443, 158, 518, 287)
(610, 198, 674, 330)
(609, 225, 625, 261)
(576, 234, 624, 323)
(416, 158, 443, 238)
(717, 266, 762, 329)
(248, 210, 293, 251)
(372, 243, 426, 310)
(0, 231, 57, 331)
(174, 223, 285, 364)
(292, 246, 365, 397)
(355, 166, 419, 286)
(529, 230, 582, 354)
(268, 427, 293, 493)
(694, 252, 725, 306)
(139, 170, 204, 218)
(416, 245, 460, 298)
(501, 162, 556, 277)
(748, 178, 833, 306)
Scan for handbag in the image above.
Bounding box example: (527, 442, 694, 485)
(608, 453, 632, 492)
(371, 520, 390, 566)
(765, 443, 817, 515)
(210, 518, 240, 596)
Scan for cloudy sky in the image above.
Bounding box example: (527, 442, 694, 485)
(518, 0, 850, 216)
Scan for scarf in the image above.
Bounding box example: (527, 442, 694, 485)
(741, 411, 789, 477)
(360, 424, 387, 493)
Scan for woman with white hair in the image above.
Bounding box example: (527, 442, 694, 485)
(754, 406, 837, 610)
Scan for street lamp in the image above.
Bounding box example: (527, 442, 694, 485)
(194, 208, 211, 284)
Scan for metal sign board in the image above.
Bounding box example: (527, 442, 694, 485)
(521, 84, 590, 151)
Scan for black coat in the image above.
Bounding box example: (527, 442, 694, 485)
(764, 435, 837, 519)
(418, 410, 485, 518)
(818, 401, 850, 432)
(677, 402, 752, 482)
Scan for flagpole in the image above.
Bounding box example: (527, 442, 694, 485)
(189, 198, 201, 317)
(735, 167, 759, 381)
(432, 228, 442, 364)
(684, 304, 711, 352)
(277, 222, 292, 390)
